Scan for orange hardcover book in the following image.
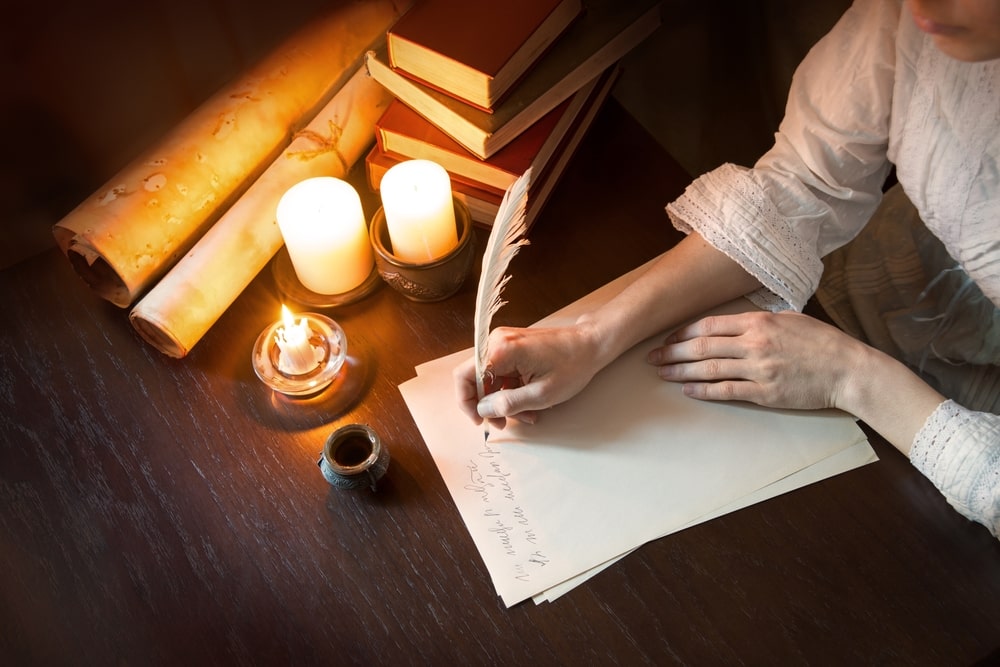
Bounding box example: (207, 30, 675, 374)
(387, 0, 582, 111)
(367, 65, 619, 229)
(374, 75, 596, 192)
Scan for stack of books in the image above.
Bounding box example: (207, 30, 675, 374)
(364, 0, 662, 228)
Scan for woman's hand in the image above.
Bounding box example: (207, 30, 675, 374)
(647, 310, 867, 411)
(648, 308, 948, 453)
(453, 323, 605, 430)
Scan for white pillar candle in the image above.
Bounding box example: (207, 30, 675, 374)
(277, 177, 373, 294)
(379, 159, 458, 263)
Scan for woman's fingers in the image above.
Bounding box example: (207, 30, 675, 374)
(649, 313, 759, 366)
(668, 313, 755, 342)
(656, 357, 749, 382)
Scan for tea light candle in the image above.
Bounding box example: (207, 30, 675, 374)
(277, 177, 373, 295)
(379, 159, 458, 263)
(274, 305, 320, 375)
(251, 307, 348, 396)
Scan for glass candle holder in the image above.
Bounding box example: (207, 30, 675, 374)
(252, 312, 347, 396)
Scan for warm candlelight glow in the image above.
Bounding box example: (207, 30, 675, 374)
(277, 177, 374, 295)
(379, 159, 458, 263)
(275, 305, 320, 375)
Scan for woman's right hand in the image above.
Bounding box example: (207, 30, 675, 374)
(452, 322, 606, 430)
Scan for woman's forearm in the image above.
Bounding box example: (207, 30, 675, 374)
(580, 232, 762, 369)
(836, 342, 946, 455)
(587, 233, 946, 454)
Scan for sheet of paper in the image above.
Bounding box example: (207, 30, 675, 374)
(531, 439, 878, 603)
(400, 263, 875, 607)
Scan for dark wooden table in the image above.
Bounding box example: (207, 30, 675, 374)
(2, 100, 999, 666)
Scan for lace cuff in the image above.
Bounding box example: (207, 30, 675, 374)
(665, 164, 824, 312)
(910, 400, 1000, 538)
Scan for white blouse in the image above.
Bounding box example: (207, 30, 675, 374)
(665, 0, 1000, 536)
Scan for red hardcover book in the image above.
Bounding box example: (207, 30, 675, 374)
(366, 65, 619, 230)
(374, 80, 591, 192)
(366, 0, 661, 159)
(387, 0, 582, 111)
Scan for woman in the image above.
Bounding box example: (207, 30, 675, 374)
(453, 0, 1000, 536)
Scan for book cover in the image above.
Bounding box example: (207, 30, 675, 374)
(365, 0, 661, 159)
(374, 77, 594, 192)
(520, 65, 618, 230)
(387, 0, 582, 110)
(367, 66, 619, 230)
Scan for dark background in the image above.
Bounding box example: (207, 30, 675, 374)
(0, 0, 850, 270)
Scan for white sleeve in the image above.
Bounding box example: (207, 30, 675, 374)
(666, 0, 901, 311)
(909, 400, 1000, 538)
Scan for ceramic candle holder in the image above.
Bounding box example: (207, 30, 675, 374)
(251, 312, 347, 396)
(271, 248, 382, 310)
(369, 197, 474, 302)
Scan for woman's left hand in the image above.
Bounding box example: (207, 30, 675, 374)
(647, 310, 867, 411)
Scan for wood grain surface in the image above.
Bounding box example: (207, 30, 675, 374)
(2, 100, 999, 665)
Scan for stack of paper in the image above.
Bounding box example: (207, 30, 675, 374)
(399, 263, 876, 606)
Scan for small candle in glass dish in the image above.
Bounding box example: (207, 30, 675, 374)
(251, 305, 347, 397)
(274, 305, 321, 376)
(379, 159, 457, 263)
(277, 177, 373, 295)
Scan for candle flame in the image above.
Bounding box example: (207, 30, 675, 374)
(281, 304, 296, 328)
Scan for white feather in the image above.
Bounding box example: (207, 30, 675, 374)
(473, 167, 532, 401)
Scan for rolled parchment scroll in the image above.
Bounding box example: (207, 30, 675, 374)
(52, 0, 408, 307)
(128, 67, 391, 358)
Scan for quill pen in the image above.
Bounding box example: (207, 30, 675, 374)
(473, 167, 532, 441)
